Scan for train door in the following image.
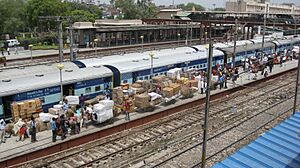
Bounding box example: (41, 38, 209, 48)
(104, 65, 121, 87)
(2, 95, 13, 119)
(132, 72, 139, 83)
(63, 84, 75, 96)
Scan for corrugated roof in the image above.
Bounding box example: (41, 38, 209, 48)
(213, 112, 300, 168)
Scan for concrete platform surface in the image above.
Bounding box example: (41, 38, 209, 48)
(0, 60, 298, 163)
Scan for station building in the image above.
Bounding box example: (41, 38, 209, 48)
(226, 0, 300, 14)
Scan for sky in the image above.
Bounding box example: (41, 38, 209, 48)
(152, 0, 300, 8)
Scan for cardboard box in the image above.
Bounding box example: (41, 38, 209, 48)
(134, 94, 150, 103)
(189, 80, 198, 88)
(153, 76, 166, 83)
(169, 83, 181, 95)
(134, 101, 150, 108)
(163, 87, 174, 98)
(11, 103, 19, 112)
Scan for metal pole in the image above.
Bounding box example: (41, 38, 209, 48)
(261, 4, 267, 60)
(142, 37, 144, 52)
(59, 68, 63, 102)
(178, 33, 180, 48)
(69, 22, 74, 61)
(30, 49, 32, 62)
(150, 52, 154, 90)
(58, 20, 63, 62)
(293, 56, 300, 114)
(201, 31, 213, 168)
(186, 23, 188, 45)
(232, 18, 238, 68)
(190, 22, 193, 46)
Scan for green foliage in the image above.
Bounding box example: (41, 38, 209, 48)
(214, 8, 226, 11)
(0, 0, 26, 35)
(178, 3, 205, 11)
(115, 0, 157, 19)
(0, 0, 103, 36)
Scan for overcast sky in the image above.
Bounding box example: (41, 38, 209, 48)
(152, 0, 300, 8)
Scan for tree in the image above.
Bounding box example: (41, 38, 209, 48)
(214, 8, 226, 11)
(178, 3, 205, 11)
(115, 0, 140, 19)
(25, 0, 66, 29)
(115, 0, 157, 19)
(0, 0, 26, 35)
(69, 10, 96, 22)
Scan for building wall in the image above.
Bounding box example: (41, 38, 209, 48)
(226, 0, 300, 14)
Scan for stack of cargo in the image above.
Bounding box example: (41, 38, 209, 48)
(11, 98, 43, 122)
(169, 83, 181, 95)
(93, 100, 114, 123)
(131, 83, 145, 94)
(167, 68, 182, 80)
(112, 87, 124, 115)
(181, 84, 192, 98)
(189, 80, 198, 88)
(136, 80, 151, 91)
(162, 87, 174, 98)
(134, 94, 150, 108)
(120, 83, 129, 90)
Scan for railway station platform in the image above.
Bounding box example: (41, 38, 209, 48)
(212, 112, 300, 168)
(3, 47, 97, 61)
(0, 59, 299, 167)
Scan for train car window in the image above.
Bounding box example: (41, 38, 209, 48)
(155, 74, 158, 76)
(85, 87, 91, 93)
(193, 66, 196, 68)
(164, 72, 167, 75)
(139, 77, 143, 80)
(145, 76, 149, 80)
(95, 86, 101, 92)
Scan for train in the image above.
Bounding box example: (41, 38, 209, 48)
(1, 35, 300, 119)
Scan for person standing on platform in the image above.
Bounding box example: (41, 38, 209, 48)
(268, 55, 274, 73)
(79, 94, 85, 108)
(51, 117, 57, 142)
(7, 47, 10, 55)
(124, 101, 130, 121)
(0, 119, 6, 143)
(29, 116, 37, 142)
(60, 115, 67, 140)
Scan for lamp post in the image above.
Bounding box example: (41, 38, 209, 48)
(149, 52, 154, 90)
(56, 63, 65, 102)
(29, 44, 33, 62)
(177, 33, 180, 48)
(140, 35, 144, 52)
(94, 38, 98, 56)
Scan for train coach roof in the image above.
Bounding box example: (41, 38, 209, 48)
(0, 62, 79, 80)
(274, 37, 300, 46)
(105, 47, 224, 74)
(77, 46, 197, 68)
(220, 42, 275, 54)
(0, 66, 112, 97)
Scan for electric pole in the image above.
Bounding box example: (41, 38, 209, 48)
(201, 27, 213, 168)
(39, 16, 64, 62)
(232, 18, 238, 68)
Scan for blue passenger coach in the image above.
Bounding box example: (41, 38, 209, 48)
(0, 65, 113, 119)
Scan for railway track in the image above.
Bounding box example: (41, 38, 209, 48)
(16, 70, 297, 168)
(2, 38, 214, 69)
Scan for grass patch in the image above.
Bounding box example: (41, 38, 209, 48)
(32, 45, 58, 50)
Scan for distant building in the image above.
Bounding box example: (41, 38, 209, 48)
(156, 9, 182, 19)
(226, 0, 300, 14)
